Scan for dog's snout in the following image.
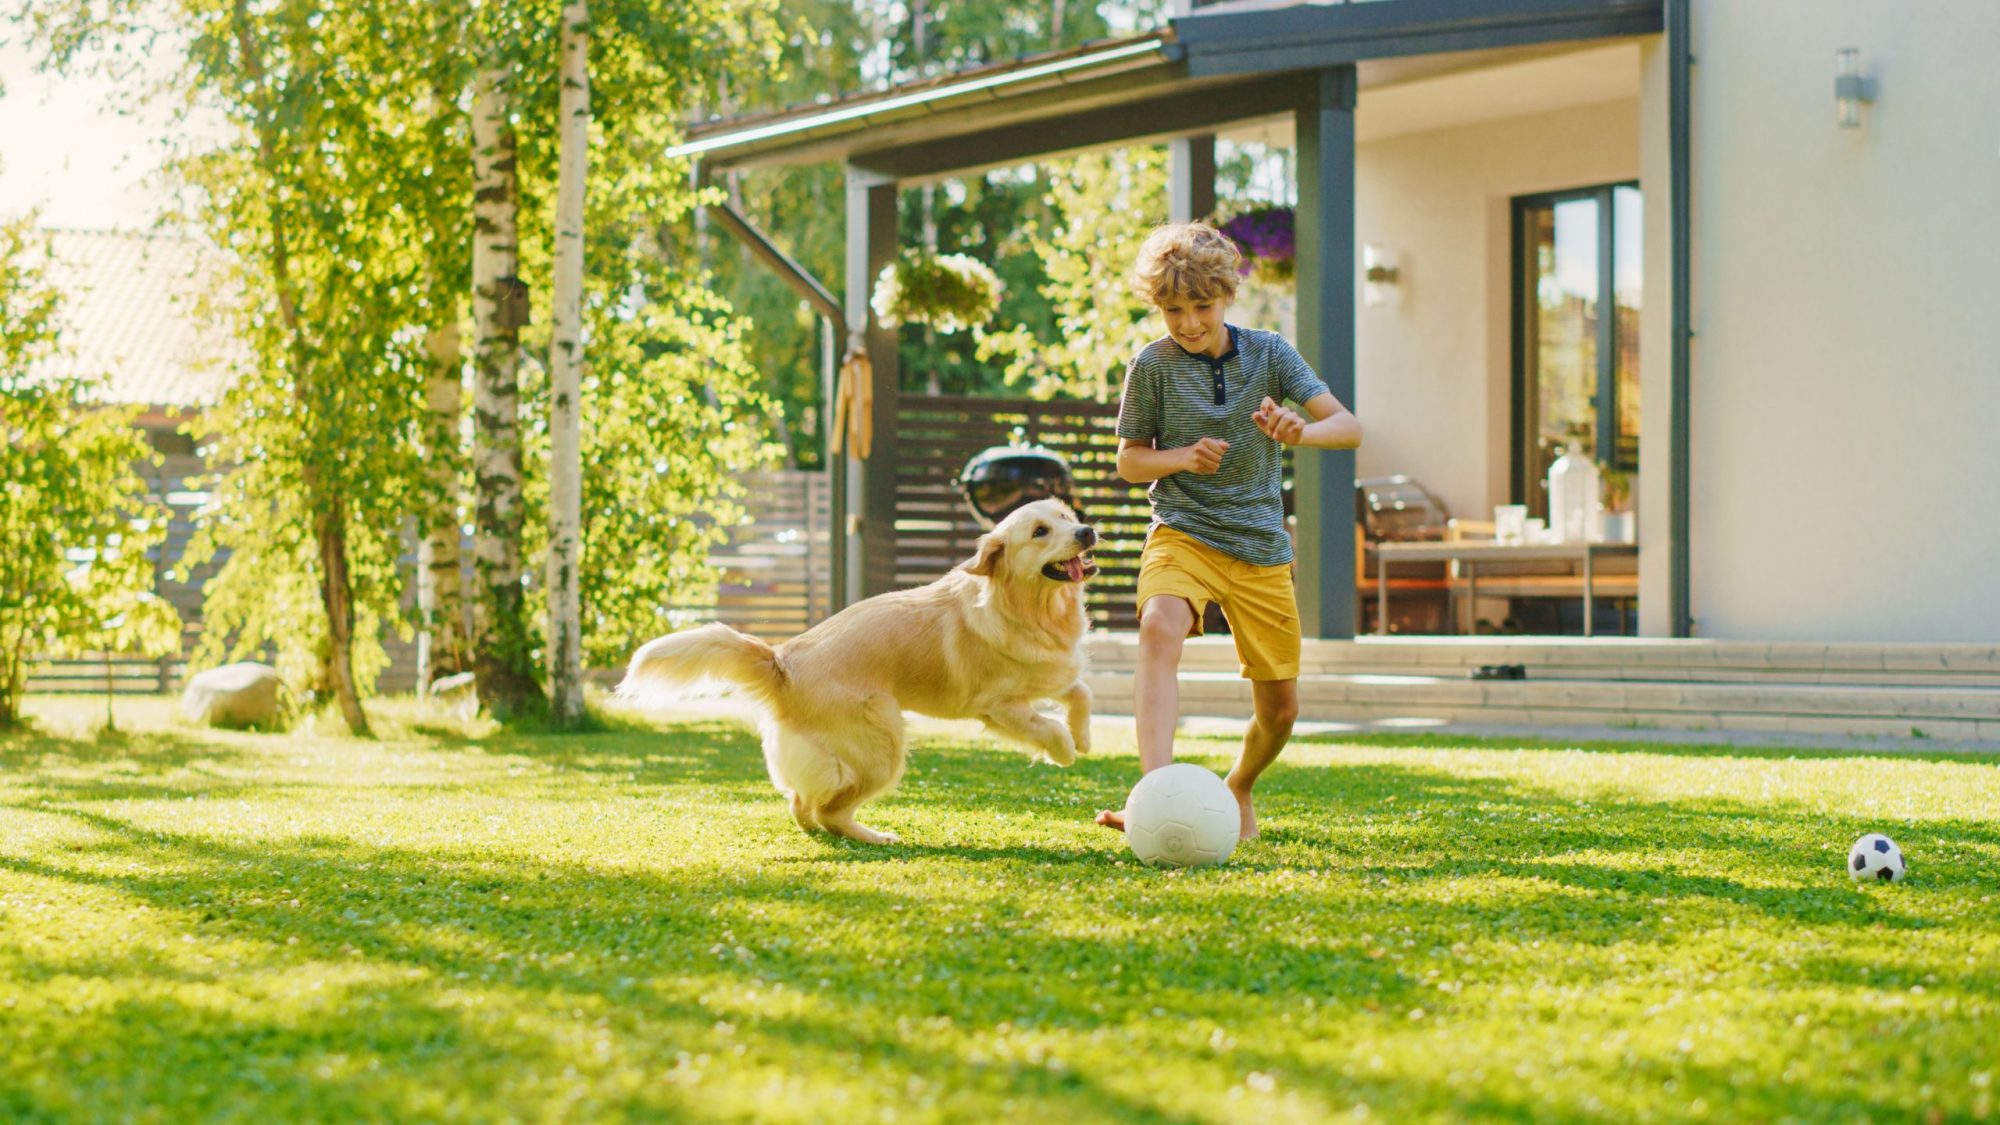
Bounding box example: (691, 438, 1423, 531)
(1075, 526, 1097, 549)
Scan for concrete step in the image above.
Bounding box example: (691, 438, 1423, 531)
(1085, 636, 2000, 688)
(1085, 668, 2000, 743)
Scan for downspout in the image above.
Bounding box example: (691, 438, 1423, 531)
(1668, 0, 1693, 637)
(692, 166, 847, 620)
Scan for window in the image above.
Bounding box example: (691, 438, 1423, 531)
(1511, 183, 1641, 516)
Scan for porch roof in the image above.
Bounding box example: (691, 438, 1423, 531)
(672, 0, 1662, 180)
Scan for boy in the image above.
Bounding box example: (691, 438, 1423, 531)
(1097, 221, 1362, 840)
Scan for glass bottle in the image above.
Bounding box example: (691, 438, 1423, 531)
(1547, 447, 1602, 543)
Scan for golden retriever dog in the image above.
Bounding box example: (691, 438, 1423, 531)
(617, 499, 1099, 844)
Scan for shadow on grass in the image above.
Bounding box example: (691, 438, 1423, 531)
(0, 806, 1246, 1123)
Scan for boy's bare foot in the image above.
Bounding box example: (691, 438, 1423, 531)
(1094, 808, 1127, 831)
(1229, 781, 1259, 841)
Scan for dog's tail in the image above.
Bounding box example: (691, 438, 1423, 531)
(616, 622, 784, 704)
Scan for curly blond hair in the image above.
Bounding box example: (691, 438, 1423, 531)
(1131, 221, 1241, 305)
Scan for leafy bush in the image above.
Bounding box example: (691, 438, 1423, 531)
(0, 218, 181, 726)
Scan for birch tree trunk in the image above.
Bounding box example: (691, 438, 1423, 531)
(417, 315, 468, 695)
(470, 65, 543, 719)
(547, 0, 589, 726)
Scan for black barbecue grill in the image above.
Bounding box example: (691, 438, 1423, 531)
(955, 445, 1079, 530)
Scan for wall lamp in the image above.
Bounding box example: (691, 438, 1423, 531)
(1363, 244, 1400, 308)
(1835, 48, 1876, 128)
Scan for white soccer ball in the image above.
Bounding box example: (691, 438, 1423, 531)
(1124, 763, 1240, 868)
(1848, 833, 1906, 882)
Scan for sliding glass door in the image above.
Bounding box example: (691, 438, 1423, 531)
(1512, 183, 1641, 517)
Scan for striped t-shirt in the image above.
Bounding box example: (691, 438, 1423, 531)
(1116, 325, 1331, 566)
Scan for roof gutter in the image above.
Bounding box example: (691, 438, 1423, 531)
(668, 35, 1173, 161)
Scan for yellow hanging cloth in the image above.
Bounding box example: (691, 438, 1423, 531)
(831, 333, 873, 459)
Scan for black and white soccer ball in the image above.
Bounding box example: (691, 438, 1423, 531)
(1848, 833, 1906, 882)
(1124, 763, 1240, 868)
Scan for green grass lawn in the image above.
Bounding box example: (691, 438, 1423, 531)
(3, 694, 1997, 1123)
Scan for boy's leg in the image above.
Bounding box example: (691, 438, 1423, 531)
(1229, 677, 1299, 840)
(1095, 594, 1195, 831)
(1133, 595, 1194, 774)
(1216, 560, 1304, 840)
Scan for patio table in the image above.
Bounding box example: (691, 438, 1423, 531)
(1369, 540, 1639, 637)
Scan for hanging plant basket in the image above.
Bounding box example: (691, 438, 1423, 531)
(871, 250, 1003, 334)
(1219, 206, 1296, 284)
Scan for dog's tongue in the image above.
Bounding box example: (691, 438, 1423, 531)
(1065, 557, 1085, 582)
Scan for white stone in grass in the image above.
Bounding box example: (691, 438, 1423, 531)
(430, 671, 476, 698)
(429, 671, 478, 717)
(1124, 763, 1239, 869)
(1849, 833, 1906, 882)
(181, 661, 287, 729)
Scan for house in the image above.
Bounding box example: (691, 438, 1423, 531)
(34, 228, 235, 450)
(671, 0, 2000, 738)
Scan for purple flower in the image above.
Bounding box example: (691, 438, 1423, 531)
(1219, 207, 1295, 275)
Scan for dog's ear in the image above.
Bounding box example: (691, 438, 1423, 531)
(963, 533, 1004, 577)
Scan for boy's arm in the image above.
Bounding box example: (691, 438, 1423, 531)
(1253, 392, 1362, 451)
(1118, 437, 1229, 483)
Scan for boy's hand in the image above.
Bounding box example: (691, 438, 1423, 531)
(1180, 437, 1229, 475)
(1253, 396, 1306, 445)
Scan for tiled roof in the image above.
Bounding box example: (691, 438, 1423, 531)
(31, 229, 242, 408)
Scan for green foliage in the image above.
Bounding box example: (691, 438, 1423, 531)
(5, 696, 2000, 1120)
(977, 147, 1169, 401)
(704, 1, 1137, 452)
(893, 173, 1066, 397)
(497, 13, 786, 671)
(870, 249, 1003, 334)
(25, 0, 788, 706)
(147, 0, 445, 704)
(512, 133, 783, 667)
(519, 294, 778, 669)
(0, 219, 180, 727)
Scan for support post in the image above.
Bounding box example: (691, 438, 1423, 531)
(1667, 0, 1693, 637)
(1291, 66, 1359, 640)
(820, 313, 842, 616)
(843, 168, 901, 606)
(1169, 134, 1216, 223)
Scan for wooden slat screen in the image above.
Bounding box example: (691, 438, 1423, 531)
(893, 395, 1153, 630)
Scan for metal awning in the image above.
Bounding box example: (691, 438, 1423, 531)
(670, 0, 1662, 179)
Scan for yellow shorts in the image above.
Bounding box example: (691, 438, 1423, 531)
(1135, 524, 1301, 681)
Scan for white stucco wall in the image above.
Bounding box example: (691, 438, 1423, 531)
(1354, 97, 1639, 527)
(1678, 1, 2000, 640)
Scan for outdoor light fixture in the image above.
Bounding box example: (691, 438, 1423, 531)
(1835, 48, 1875, 128)
(1363, 244, 1400, 307)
